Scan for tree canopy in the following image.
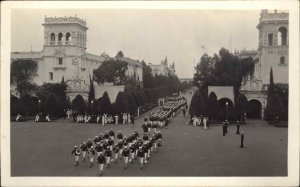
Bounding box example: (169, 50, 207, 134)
(11, 59, 38, 84)
(193, 48, 255, 101)
(93, 58, 128, 85)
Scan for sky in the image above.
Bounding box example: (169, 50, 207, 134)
(11, 9, 261, 78)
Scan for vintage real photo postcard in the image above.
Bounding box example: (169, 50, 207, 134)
(1, 1, 299, 187)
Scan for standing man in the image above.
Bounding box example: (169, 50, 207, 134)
(114, 114, 119, 125)
(236, 121, 240, 135)
(222, 122, 226, 136)
(240, 131, 244, 148)
(182, 108, 186, 117)
(131, 115, 135, 127)
(225, 120, 228, 134)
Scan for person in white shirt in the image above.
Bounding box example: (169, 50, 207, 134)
(16, 114, 21, 121)
(35, 114, 40, 122)
(203, 117, 207, 129)
(46, 114, 51, 122)
(115, 114, 119, 125)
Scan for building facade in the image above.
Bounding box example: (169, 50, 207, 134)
(149, 57, 176, 77)
(11, 16, 143, 100)
(240, 10, 289, 119)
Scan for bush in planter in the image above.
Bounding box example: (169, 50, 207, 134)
(98, 92, 112, 114)
(72, 94, 86, 115)
(44, 93, 59, 116)
(11, 95, 23, 116)
(234, 94, 249, 123)
(264, 93, 284, 123)
(125, 92, 137, 115)
(20, 94, 37, 116)
(114, 92, 129, 114)
(206, 92, 219, 120)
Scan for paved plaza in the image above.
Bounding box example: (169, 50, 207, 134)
(10, 93, 287, 176)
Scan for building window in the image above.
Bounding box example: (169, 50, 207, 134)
(278, 27, 287, 46)
(50, 33, 55, 41)
(268, 33, 273, 46)
(58, 58, 63, 65)
(66, 32, 71, 44)
(280, 56, 285, 64)
(58, 33, 63, 45)
(49, 72, 53, 80)
(50, 33, 55, 45)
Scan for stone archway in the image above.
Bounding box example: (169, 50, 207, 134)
(218, 98, 234, 109)
(218, 98, 234, 121)
(247, 99, 262, 119)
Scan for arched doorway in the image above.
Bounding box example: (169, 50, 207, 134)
(247, 99, 262, 119)
(218, 98, 234, 120)
(219, 98, 234, 109)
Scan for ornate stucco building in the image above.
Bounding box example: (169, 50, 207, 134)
(239, 10, 289, 118)
(148, 56, 176, 77)
(11, 16, 143, 101)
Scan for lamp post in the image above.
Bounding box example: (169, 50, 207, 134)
(91, 100, 94, 115)
(38, 99, 41, 115)
(225, 102, 229, 121)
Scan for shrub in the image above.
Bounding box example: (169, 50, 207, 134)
(72, 95, 86, 115)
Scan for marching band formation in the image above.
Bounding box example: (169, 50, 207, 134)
(71, 96, 187, 176)
(71, 129, 163, 176)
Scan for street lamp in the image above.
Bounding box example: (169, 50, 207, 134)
(38, 99, 41, 115)
(225, 102, 229, 121)
(91, 100, 94, 115)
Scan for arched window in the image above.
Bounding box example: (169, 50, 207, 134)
(50, 33, 55, 41)
(66, 32, 71, 41)
(82, 35, 85, 47)
(79, 34, 82, 46)
(280, 56, 285, 64)
(268, 33, 273, 46)
(58, 33, 63, 43)
(278, 27, 287, 46)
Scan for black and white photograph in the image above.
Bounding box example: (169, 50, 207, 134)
(1, 1, 299, 187)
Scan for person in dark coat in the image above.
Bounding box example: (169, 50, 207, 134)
(80, 142, 88, 162)
(222, 123, 226, 136)
(117, 131, 123, 142)
(240, 131, 244, 148)
(137, 147, 144, 169)
(97, 153, 106, 176)
(236, 121, 240, 135)
(122, 146, 130, 169)
(104, 146, 112, 168)
(131, 115, 135, 126)
(225, 120, 228, 134)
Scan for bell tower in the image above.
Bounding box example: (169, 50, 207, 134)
(42, 15, 88, 49)
(257, 10, 289, 84)
(41, 16, 89, 84)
